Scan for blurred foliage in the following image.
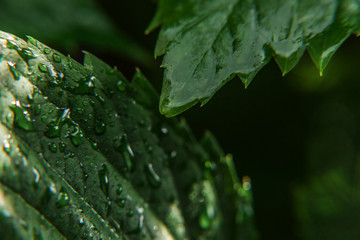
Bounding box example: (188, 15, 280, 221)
(0, 0, 153, 67)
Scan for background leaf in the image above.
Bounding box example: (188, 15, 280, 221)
(0, 30, 256, 239)
(148, 0, 360, 116)
(0, 0, 152, 67)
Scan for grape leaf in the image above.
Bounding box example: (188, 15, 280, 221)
(0, 30, 256, 239)
(148, 0, 360, 116)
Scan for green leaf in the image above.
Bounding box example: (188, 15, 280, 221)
(0, 30, 256, 239)
(149, 0, 360, 116)
(0, 0, 152, 66)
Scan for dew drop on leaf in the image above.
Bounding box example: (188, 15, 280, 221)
(78, 217, 85, 226)
(70, 125, 85, 147)
(45, 108, 71, 138)
(10, 101, 34, 131)
(89, 139, 98, 151)
(76, 108, 84, 114)
(58, 141, 66, 153)
(27, 36, 37, 46)
(117, 80, 126, 91)
(145, 163, 161, 188)
(126, 207, 144, 234)
(56, 191, 70, 207)
(67, 56, 73, 69)
(20, 47, 36, 61)
(126, 209, 134, 217)
(52, 53, 62, 63)
(116, 184, 123, 195)
(105, 200, 112, 217)
(64, 152, 75, 159)
(68, 76, 95, 95)
(34, 104, 42, 115)
(98, 164, 110, 198)
(2, 139, 11, 154)
(48, 142, 57, 153)
(160, 127, 168, 135)
(43, 47, 51, 54)
(94, 119, 106, 135)
(115, 198, 126, 208)
(7, 61, 20, 80)
(38, 63, 48, 73)
(32, 167, 40, 189)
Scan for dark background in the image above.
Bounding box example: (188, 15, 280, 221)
(1, 0, 360, 239)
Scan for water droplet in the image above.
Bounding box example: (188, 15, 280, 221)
(76, 108, 84, 114)
(113, 135, 135, 171)
(58, 141, 66, 153)
(34, 104, 42, 115)
(105, 201, 112, 217)
(95, 92, 105, 104)
(32, 167, 40, 188)
(126, 207, 144, 234)
(170, 151, 177, 159)
(5, 113, 13, 124)
(115, 198, 126, 208)
(67, 55, 73, 69)
(56, 191, 70, 207)
(10, 100, 34, 131)
(70, 125, 85, 147)
(38, 63, 48, 73)
(94, 119, 106, 135)
(98, 164, 109, 198)
(145, 163, 161, 188)
(78, 217, 85, 226)
(160, 127, 168, 135)
(6, 39, 20, 50)
(43, 47, 51, 54)
(64, 152, 75, 159)
(52, 53, 61, 63)
(45, 108, 71, 138)
(48, 142, 57, 153)
(116, 184, 123, 195)
(27, 36, 37, 46)
(3, 139, 11, 154)
(126, 209, 134, 217)
(89, 139, 98, 151)
(7, 61, 20, 80)
(66, 75, 95, 95)
(117, 80, 126, 91)
(20, 48, 36, 61)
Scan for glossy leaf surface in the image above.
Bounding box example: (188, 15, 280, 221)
(148, 0, 360, 116)
(0, 30, 255, 240)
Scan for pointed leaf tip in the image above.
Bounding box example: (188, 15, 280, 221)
(152, 0, 358, 114)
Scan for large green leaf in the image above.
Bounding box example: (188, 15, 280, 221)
(0, 0, 152, 66)
(148, 0, 360, 116)
(0, 30, 256, 239)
